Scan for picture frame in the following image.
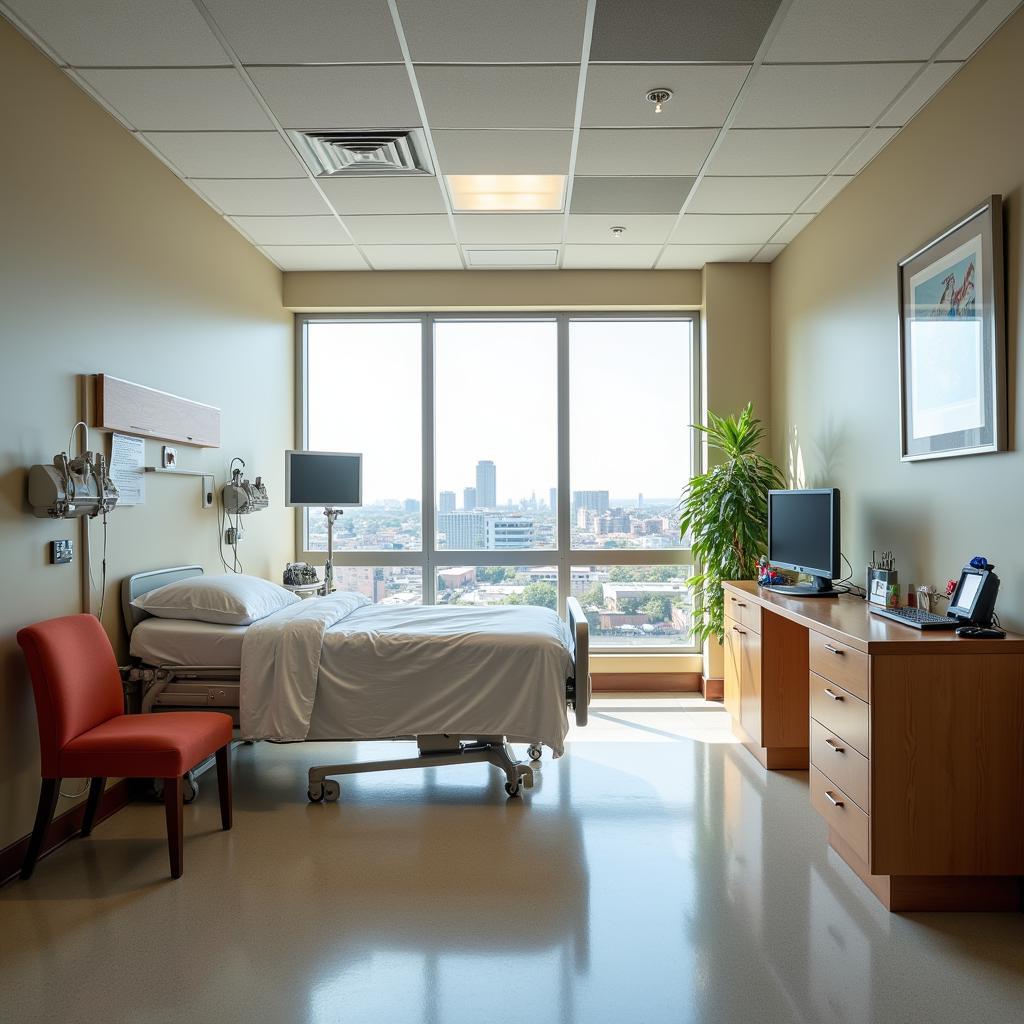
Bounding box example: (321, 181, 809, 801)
(897, 195, 1006, 461)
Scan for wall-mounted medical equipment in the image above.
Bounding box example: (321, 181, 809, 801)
(28, 423, 119, 519)
(222, 460, 269, 515)
(94, 373, 221, 448)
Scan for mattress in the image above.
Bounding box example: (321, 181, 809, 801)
(129, 616, 248, 667)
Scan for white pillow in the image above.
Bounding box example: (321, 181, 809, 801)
(132, 574, 300, 626)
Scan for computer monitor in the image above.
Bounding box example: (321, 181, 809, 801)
(285, 450, 362, 508)
(765, 488, 841, 597)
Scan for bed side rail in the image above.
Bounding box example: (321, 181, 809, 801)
(565, 596, 591, 727)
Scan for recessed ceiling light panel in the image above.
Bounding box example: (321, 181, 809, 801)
(447, 174, 566, 212)
(466, 248, 560, 267)
(289, 128, 433, 176)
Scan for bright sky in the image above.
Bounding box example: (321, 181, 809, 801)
(307, 318, 692, 506)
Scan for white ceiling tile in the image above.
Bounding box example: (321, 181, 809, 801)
(582, 65, 748, 128)
(570, 176, 695, 214)
(432, 130, 572, 174)
(566, 215, 677, 244)
(767, 0, 977, 61)
(416, 66, 578, 129)
(708, 129, 863, 175)
(688, 176, 822, 214)
(562, 245, 661, 269)
(142, 132, 305, 178)
(940, 0, 1022, 58)
(247, 66, 420, 129)
(230, 215, 349, 245)
(77, 69, 272, 130)
(261, 245, 369, 271)
(771, 214, 815, 244)
(362, 245, 463, 270)
(672, 214, 788, 244)
(575, 129, 719, 176)
(203, 0, 402, 63)
(659, 244, 761, 268)
(880, 63, 961, 125)
(753, 243, 787, 262)
(319, 177, 447, 215)
(342, 215, 455, 244)
(796, 176, 854, 213)
(466, 249, 560, 267)
(395, 0, 588, 62)
(835, 127, 900, 174)
(192, 179, 329, 216)
(4, 0, 229, 66)
(455, 215, 564, 243)
(736, 64, 921, 128)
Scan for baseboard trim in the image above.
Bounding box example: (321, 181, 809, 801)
(701, 675, 724, 702)
(592, 672, 701, 693)
(0, 779, 132, 887)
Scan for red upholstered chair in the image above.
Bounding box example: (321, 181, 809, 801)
(17, 614, 233, 880)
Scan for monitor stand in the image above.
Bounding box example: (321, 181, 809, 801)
(321, 507, 343, 596)
(762, 574, 839, 599)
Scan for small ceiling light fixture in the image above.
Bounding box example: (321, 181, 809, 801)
(610, 225, 626, 238)
(645, 88, 673, 115)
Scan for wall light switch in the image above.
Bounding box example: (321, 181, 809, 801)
(162, 446, 178, 469)
(51, 539, 73, 565)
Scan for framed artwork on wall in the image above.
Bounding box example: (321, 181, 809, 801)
(898, 195, 1006, 461)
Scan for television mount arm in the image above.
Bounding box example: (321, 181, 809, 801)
(322, 507, 343, 596)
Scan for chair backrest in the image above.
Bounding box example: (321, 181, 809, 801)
(17, 614, 124, 776)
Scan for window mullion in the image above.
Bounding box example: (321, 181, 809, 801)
(422, 314, 436, 604)
(556, 313, 570, 616)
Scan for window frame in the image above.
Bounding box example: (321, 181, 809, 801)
(296, 311, 702, 654)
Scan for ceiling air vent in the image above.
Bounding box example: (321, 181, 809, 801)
(288, 128, 433, 177)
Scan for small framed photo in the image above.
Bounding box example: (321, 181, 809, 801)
(898, 195, 1006, 461)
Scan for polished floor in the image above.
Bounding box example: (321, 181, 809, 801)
(3, 695, 1023, 1024)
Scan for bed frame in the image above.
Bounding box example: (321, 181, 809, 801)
(122, 566, 591, 800)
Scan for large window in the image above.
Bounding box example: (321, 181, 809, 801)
(299, 315, 699, 650)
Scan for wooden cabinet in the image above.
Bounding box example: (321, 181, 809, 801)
(721, 594, 807, 769)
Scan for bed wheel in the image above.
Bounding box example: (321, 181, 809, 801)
(307, 783, 325, 803)
(182, 772, 199, 804)
(527, 744, 542, 762)
(504, 780, 522, 798)
(323, 780, 341, 802)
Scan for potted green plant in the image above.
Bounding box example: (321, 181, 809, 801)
(679, 403, 784, 645)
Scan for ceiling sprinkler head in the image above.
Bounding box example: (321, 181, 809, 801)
(645, 88, 673, 114)
(610, 225, 627, 238)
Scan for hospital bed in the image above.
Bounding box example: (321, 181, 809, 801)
(122, 566, 590, 801)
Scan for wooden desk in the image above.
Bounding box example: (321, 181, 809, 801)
(723, 580, 1024, 911)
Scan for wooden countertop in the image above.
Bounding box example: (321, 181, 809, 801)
(723, 581, 1024, 654)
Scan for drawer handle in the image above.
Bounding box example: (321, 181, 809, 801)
(733, 626, 747, 635)
(824, 790, 844, 808)
(823, 643, 844, 656)
(735, 602, 747, 608)
(823, 687, 844, 701)
(824, 737, 846, 754)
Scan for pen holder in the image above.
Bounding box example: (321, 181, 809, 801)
(867, 568, 899, 608)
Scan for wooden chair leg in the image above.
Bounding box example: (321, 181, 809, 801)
(215, 744, 232, 831)
(164, 776, 184, 879)
(21, 778, 61, 880)
(80, 777, 107, 837)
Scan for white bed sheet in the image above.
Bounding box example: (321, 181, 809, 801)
(129, 617, 248, 667)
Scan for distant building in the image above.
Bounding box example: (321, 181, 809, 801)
(602, 581, 689, 611)
(438, 490, 456, 513)
(595, 509, 630, 534)
(404, 498, 421, 514)
(334, 565, 386, 603)
(476, 460, 496, 508)
(485, 516, 533, 549)
(549, 487, 557, 512)
(572, 490, 609, 515)
(437, 566, 477, 590)
(463, 486, 477, 510)
(437, 511, 484, 549)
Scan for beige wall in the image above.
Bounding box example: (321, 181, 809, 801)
(771, 10, 1024, 627)
(0, 21, 293, 847)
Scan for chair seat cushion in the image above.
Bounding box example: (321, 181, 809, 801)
(59, 712, 233, 778)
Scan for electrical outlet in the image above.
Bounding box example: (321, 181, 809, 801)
(202, 474, 214, 509)
(225, 525, 244, 545)
(162, 445, 178, 469)
(51, 539, 73, 565)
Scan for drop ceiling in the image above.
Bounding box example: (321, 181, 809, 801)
(2, 0, 1020, 271)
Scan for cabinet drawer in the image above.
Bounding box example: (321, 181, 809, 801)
(810, 672, 870, 756)
(725, 591, 761, 633)
(810, 766, 870, 864)
(808, 630, 869, 701)
(810, 719, 870, 812)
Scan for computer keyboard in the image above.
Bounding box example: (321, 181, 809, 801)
(869, 605, 957, 630)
